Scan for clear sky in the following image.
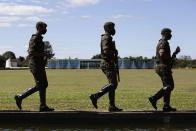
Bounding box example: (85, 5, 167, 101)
(0, 0, 195, 59)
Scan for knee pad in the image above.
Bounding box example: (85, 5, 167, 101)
(163, 85, 172, 93)
(27, 86, 39, 92)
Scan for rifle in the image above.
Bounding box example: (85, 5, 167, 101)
(113, 41, 120, 82)
(115, 53, 120, 82)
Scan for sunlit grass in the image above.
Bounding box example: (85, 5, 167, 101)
(0, 69, 195, 111)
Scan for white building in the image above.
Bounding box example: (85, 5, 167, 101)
(5, 58, 18, 68)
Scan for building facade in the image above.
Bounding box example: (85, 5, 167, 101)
(48, 59, 155, 69)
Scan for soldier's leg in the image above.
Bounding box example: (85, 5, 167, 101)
(39, 69, 54, 112)
(90, 69, 115, 109)
(109, 89, 115, 107)
(95, 84, 114, 98)
(108, 71, 122, 112)
(164, 92, 171, 107)
(108, 89, 122, 112)
(149, 68, 165, 110)
(39, 70, 48, 109)
(90, 84, 114, 108)
(149, 71, 170, 110)
(163, 74, 174, 106)
(39, 88, 47, 111)
(15, 69, 39, 110)
(108, 71, 117, 107)
(162, 73, 175, 111)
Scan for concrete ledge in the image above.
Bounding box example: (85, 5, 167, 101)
(0, 110, 196, 124)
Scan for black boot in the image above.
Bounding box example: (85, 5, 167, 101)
(163, 92, 176, 112)
(148, 97, 157, 110)
(89, 94, 98, 109)
(108, 106, 123, 112)
(108, 90, 123, 112)
(15, 86, 38, 110)
(149, 88, 165, 110)
(90, 84, 113, 109)
(39, 88, 54, 112)
(163, 106, 176, 112)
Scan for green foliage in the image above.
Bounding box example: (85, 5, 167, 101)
(16, 56, 29, 67)
(174, 56, 196, 68)
(123, 56, 154, 62)
(122, 55, 196, 68)
(91, 54, 102, 59)
(2, 51, 16, 60)
(0, 55, 5, 68)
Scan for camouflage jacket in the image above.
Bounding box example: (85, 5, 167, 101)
(28, 34, 45, 68)
(156, 38, 172, 66)
(100, 34, 116, 64)
(155, 38, 173, 73)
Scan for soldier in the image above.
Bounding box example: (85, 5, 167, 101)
(90, 22, 122, 112)
(149, 28, 180, 112)
(14, 21, 54, 112)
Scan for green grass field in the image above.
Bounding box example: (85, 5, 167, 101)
(0, 69, 196, 111)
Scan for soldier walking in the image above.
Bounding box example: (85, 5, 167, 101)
(15, 22, 54, 112)
(90, 22, 122, 112)
(149, 28, 180, 112)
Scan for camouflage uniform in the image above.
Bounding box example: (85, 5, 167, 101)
(14, 33, 50, 111)
(28, 34, 48, 90)
(155, 38, 174, 91)
(100, 34, 118, 90)
(100, 34, 118, 107)
(150, 38, 175, 109)
(90, 32, 122, 112)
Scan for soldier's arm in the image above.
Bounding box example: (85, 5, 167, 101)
(172, 46, 180, 59)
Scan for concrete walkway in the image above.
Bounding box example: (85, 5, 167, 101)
(0, 110, 196, 124)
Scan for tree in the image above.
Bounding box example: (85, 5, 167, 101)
(91, 54, 102, 59)
(152, 56, 156, 59)
(179, 55, 192, 60)
(18, 56, 25, 62)
(0, 55, 5, 68)
(128, 56, 136, 61)
(2, 51, 16, 60)
(135, 56, 143, 61)
(123, 57, 129, 60)
(17, 56, 26, 67)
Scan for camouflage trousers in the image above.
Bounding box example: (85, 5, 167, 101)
(101, 61, 118, 88)
(30, 66, 48, 89)
(155, 64, 174, 91)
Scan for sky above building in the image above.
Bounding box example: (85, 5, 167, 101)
(0, 0, 195, 59)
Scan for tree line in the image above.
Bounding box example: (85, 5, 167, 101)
(0, 51, 196, 68)
(0, 51, 29, 69)
(91, 54, 196, 68)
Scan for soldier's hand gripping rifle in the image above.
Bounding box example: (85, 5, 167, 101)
(113, 41, 120, 82)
